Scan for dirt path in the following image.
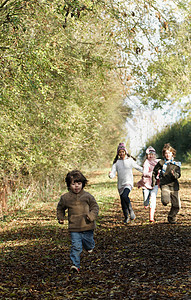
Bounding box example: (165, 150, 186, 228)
(0, 167, 190, 299)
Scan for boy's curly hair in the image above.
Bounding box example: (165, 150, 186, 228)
(65, 170, 88, 190)
(162, 143, 176, 158)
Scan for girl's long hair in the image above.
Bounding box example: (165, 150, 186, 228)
(113, 153, 136, 164)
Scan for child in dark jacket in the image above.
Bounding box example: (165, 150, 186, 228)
(57, 170, 99, 273)
(152, 143, 181, 224)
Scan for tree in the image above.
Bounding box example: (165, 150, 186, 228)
(140, 118, 191, 163)
(0, 0, 128, 180)
(1, 0, 189, 181)
(129, 0, 191, 110)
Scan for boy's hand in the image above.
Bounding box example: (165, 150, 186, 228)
(58, 219, 64, 224)
(86, 215, 91, 223)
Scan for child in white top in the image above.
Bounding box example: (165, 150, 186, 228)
(109, 143, 143, 223)
(137, 146, 159, 222)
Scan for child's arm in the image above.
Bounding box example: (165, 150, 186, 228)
(142, 160, 152, 178)
(132, 160, 143, 173)
(86, 195, 99, 222)
(152, 161, 162, 186)
(171, 165, 181, 179)
(57, 196, 67, 224)
(109, 163, 117, 179)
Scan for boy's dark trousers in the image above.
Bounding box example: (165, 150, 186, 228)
(161, 185, 181, 222)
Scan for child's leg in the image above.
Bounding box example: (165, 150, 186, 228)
(70, 232, 83, 269)
(161, 185, 171, 206)
(128, 201, 136, 220)
(120, 188, 131, 220)
(168, 191, 181, 223)
(143, 188, 150, 207)
(120, 188, 135, 220)
(82, 230, 95, 252)
(150, 185, 158, 210)
(149, 185, 158, 222)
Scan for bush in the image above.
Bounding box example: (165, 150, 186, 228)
(140, 118, 191, 163)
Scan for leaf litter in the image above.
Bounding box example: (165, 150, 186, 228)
(0, 169, 190, 299)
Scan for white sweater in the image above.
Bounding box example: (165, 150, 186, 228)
(109, 158, 143, 195)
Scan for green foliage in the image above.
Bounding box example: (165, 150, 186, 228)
(133, 1, 191, 109)
(1, 0, 190, 186)
(0, 0, 128, 181)
(140, 118, 191, 162)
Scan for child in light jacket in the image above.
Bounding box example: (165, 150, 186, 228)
(137, 146, 159, 222)
(109, 143, 143, 224)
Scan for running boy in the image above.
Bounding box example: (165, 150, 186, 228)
(152, 143, 181, 224)
(57, 170, 99, 272)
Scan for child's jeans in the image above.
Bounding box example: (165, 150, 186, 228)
(143, 185, 158, 209)
(70, 230, 95, 269)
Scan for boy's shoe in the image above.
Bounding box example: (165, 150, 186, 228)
(144, 206, 149, 209)
(168, 216, 176, 224)
(87, 249, 93, 254)
(70, 265, 79, 273)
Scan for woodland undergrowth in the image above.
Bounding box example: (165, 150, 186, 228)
(0, 165, 190, 299)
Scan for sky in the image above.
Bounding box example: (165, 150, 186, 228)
(125, 97, 188, 157)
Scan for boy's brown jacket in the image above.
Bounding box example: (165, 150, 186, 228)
(57, 189, 99, 232)
(152, 159, 181, 191)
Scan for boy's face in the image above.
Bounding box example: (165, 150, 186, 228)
(70, 180, 83, 194)
(165, 150, 173, 160)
